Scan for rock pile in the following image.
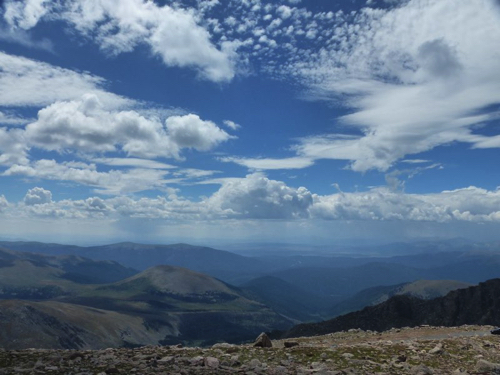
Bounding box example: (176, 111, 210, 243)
(0, 325, 499, 374)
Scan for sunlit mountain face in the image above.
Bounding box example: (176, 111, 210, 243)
(0, 0, 499, 245)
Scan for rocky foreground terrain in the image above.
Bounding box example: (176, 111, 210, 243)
(2, 325, 500, 374)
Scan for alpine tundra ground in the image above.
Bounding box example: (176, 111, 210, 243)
(1, 325, 500, 374)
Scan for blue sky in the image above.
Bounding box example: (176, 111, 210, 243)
(0, 0, 500, 245)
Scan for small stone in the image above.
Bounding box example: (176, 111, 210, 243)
(212, 343, 233, 349)
(476, 359, 500, 374)
(284, 341, 299, 348)
(204, 357, 219, 368)
(310, 361, 325, 370)
(248, 358, 262, 368)
(410, 364, 435, 375)
(190, 356, 204, 366)
(230, 355, 240, 366)
(158, 355, 173, 363)
(428, 343, 443, 355)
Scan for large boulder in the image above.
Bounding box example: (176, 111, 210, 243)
(253, 332, 272, 348)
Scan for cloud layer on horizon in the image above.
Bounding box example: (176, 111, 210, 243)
(1, 174, 500, 225)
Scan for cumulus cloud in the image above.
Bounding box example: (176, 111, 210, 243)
(277, 5, 293, 19)
(24, 95, 232, 159)
(207, 173, 313, 219)
(3, 178, 500, 224)
(25, 94, 176, 158)
(1, 175, 315, 220)
(23, 187, 52, 206)
(311, 186, 500, 223)
(165, 114, 233, 152)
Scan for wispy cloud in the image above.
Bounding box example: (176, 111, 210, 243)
(220, 156, 314, 170)
(281, 0, 500, 171)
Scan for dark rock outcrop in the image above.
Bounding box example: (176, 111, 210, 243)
(282, 278, 500, 338)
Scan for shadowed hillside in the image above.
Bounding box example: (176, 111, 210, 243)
(329, 279, 472, 318)
(282, 278, 500, 338)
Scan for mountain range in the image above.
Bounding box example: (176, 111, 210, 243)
(1, 239, 500, 349)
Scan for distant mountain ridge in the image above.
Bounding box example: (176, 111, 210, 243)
(0, 241, 268, 284)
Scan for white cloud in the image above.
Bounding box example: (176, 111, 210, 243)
(3, 0, 50, 29)
(25, 94, 176, 158)
(198, 0, 220, 13)
(0, 25, 54, 52)
(165, 114, 233, 152)
(23, 187, 52, 205)
(2, 0, 238, 82)
(284, 0, 500, 171)
(0, 52, 130, 108)
(4, 177, 500, 224)
(3, 158, 221, 196)
(220, 156, 314, 170)
(148, 6, 237, 82)
(311, 186, 500, 223)
(91, 158, 176, 170)
(172, 168, 220, 179)
(0, 111, 31, 126)
(207, 173, 313, 219)
(4, 159, 176, 195)
(24, 95, 231, 159)
(277, 5, 293, 19)
(401, 159, 431, 164)
(223, 120, 241, 130)
(0, 195, 8, 212)
(0, 127, 28, 166)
